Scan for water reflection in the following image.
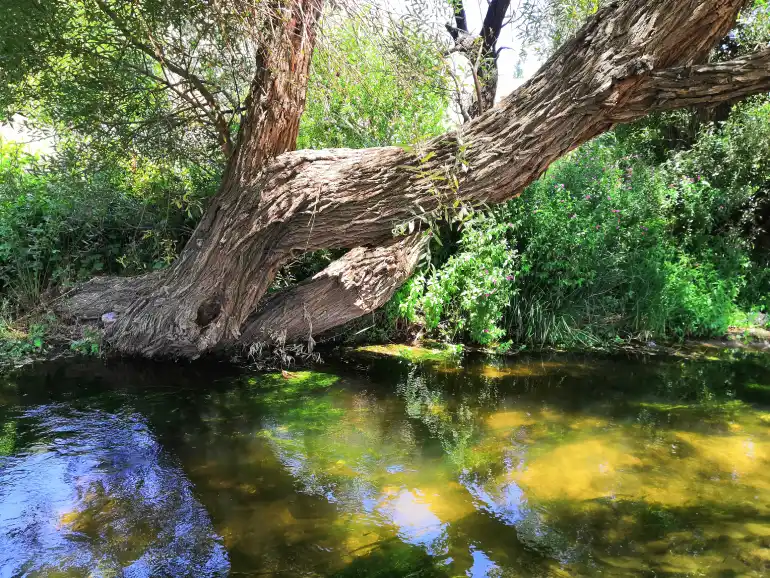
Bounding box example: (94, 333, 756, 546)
(377, 488, 448, 555)
(461, 474, 526, 526)
(1, 351, 770, 577)
(0, 402, 228, 577)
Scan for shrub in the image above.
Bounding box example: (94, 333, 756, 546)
(394, 99, 770, 346)
(0, 138, 217, 311)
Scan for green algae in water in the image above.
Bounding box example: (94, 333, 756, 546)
(747, 382, 770, 392)
(355, 343, 462, 363)
(0, 421, 16, 456)
(2, 354, 770, 576)
(246, 370, 340, 390)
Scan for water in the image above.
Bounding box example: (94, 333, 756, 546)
(1, 347, 770, 577)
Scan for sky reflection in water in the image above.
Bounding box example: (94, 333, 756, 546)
(0, 404, 228, 576)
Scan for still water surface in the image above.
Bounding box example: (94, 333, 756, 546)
(1, 348, 770, 577)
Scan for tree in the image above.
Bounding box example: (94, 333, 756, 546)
(445, 0, 511, 119)
(32, 0, 770, 358)
(298, 18, 450, 150)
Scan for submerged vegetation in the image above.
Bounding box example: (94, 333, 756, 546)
(3, 349, 770, 575)
(355, 343, 464, 363)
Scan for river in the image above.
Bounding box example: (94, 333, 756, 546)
(1, 347, 769, 577)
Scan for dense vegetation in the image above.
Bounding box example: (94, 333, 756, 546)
(1, 0, 769, 358)
(390, 99, 770, 347)
(0, 16, 450, 358)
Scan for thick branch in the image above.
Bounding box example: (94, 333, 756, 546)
(63, 0, 763, 359)
(480, 0, 510, 53)
(252, 0, 514, 345)
(252, 12, 770, 350)
(237, 234, 427, 347)
(59, 273, 162, 321)
(611, 47, 770, 121)
(227, 0, 753, 254)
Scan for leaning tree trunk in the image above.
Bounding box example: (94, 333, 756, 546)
(63, 0, 770, 359)
(231, 0, 770, 353)
(238, 234, 428, 346)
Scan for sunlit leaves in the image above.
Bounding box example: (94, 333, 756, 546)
(0, 0, 261, 162)
(393, 98, 770, 346)
(298, 18, 450, 150)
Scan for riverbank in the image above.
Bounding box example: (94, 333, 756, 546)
(351, 331, 770, 365)
(0, 314, 99, 370)
(2, 311, 769, 372)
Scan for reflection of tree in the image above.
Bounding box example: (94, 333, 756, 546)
(258, 373, 453, 555)
(0, 421, 16, 456)
(0, 405, 228, 576)
(386, 354, 770, 576)
(253, 368, 571, 576)
(247, 355, 770, 577)
(396, 365, 492, 470)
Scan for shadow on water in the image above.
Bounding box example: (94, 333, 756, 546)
(1, 349, 770, 576)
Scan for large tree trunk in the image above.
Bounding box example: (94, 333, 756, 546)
(62, 0, 770, 359)
(62, 0, 324, 357)
(246, 0, 514, 351)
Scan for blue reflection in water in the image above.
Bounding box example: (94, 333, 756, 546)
(461, 471, 526, 526)
(0, 404, 229, 577)
(467, 545, 499, 578)
(263, 421, 450, 556)
(376, 488, 449, 556)
(459, 470, 578, 565)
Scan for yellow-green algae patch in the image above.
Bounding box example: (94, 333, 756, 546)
(7, 347, 770, 577)
(245, 370, 339, 390)
(478, 359, 596, 379)
(0, 420, 16, 456)
(354, 343, 462, 363)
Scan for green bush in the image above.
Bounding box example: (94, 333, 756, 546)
(393, 98, 770, 346)
(0, 139, 217, 310)
(0, 319, 48, 362)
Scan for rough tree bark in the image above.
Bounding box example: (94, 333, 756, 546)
(232, 0, 770, 351)
(63, 0, 770, 359)
(241, 0, 513, 351)
(239, 234, 428, 346)
(62, 0, 325, 356)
